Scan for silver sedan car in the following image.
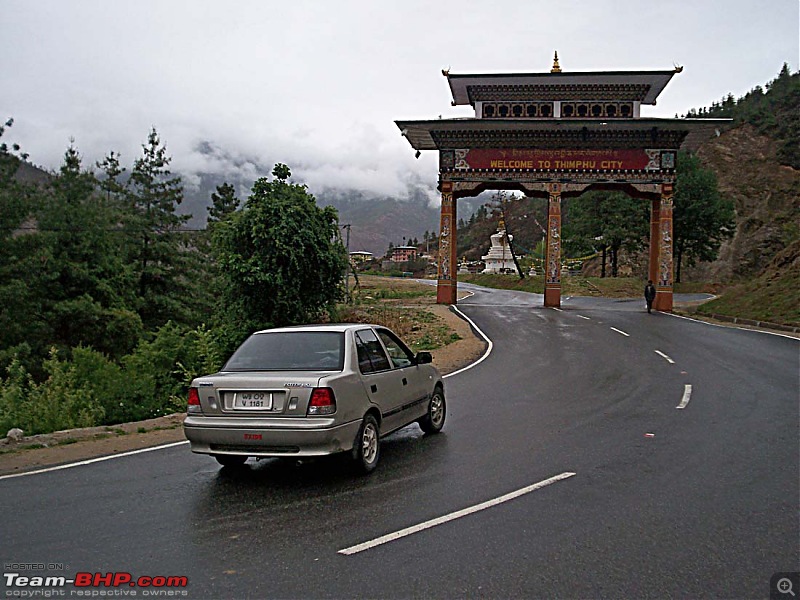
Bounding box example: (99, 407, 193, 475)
(183, 324, 446, 473)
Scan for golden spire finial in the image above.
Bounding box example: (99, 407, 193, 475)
(551, 51, 562, 73)
(499, 216, 506, 231)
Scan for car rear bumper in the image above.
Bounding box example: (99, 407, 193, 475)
(183, 415, 362, 457)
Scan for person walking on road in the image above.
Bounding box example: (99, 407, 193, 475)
(644, 280, 657, 313)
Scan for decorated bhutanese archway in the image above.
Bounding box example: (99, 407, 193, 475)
(396, 54, 730, 311)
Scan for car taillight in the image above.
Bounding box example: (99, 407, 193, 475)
(308, 387, 336, 416)
(188, 387, 201, 413)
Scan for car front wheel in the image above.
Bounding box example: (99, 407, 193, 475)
(353, 414, 380, 474)
(419, 386, 446, 434)
(214, 454, 248, 467)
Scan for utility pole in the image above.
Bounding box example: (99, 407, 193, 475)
(342, 224, 351, 302)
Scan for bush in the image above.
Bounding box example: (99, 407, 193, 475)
(0, 323, 227, 435)
(0, 349, 105, 435)
(121, 321, 225, 421)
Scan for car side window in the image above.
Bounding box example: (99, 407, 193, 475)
(376, 329, 414, 369)
(355, 329, 391, 374)
(355, 334, 374, 374)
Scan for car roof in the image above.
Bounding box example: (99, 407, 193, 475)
(252, 323, 383, 335)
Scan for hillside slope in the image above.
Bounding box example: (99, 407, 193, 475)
(688, 124, 800, 280)
(697, 239, 800, 325)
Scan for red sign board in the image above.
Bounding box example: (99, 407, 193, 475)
(461, 148, 658, 171)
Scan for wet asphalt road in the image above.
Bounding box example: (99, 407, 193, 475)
(1, 285, 798, 599)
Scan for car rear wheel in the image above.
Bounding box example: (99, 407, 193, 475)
(353, 414, 380, 474)
(419, 386, 446, 434)
(214, 454, 248, 467)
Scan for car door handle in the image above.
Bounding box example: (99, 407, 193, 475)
(371, 384, 378, 393)
(402, 378, 408, 386)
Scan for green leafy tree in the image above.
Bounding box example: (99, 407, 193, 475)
(673, 152, 735, 282)
(125, 128, 193, 328)
(566, 191, 649, 277)
(212, 164, 348, 351)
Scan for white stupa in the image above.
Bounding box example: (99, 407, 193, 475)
(481, 219, 520, 275)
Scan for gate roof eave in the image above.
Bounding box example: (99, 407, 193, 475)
(395, 117, 733, 152)
(444, 70, 681, 105)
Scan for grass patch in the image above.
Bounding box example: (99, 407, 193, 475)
(696, 275, 800, 325)
(337, 304, 458, 351)
(337, 276, 463, 351)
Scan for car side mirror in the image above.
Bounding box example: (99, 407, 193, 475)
(415, 351, 433, 364)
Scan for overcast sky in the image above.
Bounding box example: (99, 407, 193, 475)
(2, 0, 798, 204)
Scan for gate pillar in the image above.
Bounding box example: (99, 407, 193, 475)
(544, 183, 562, 308)
(654, 183, 674, 311)
(649, 197, 660, 283)
(436, 183, 458, 304)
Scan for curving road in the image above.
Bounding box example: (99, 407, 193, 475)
(2, 285, 798, 599)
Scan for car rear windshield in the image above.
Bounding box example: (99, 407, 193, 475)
(223, 331, 345, 371)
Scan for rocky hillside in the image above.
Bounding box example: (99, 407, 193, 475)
(687, 124, 800, 281)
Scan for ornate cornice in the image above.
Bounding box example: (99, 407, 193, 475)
(440, 171, 675, 186)
(467, 83, 651, 103)
(431, 129, 687, 150)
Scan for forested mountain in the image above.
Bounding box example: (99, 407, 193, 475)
(683, 63, 799, 168)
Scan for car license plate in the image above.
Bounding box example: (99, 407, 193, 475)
(233, 392, 273, 410)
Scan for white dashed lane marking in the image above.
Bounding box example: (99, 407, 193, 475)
(676, 384, 693, 409)
(655, 350, 675, 364)
(339, 472, 577, 555)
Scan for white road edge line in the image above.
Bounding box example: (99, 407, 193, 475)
(666, 312, 800, 341)
(0, 441, 190, 481)
(676, 384, 693, 409)
(610, 327, 630, 337)
(444, 305, 494, 379)
(551, 307, 563, 312)
(338, 471, 577, 556)
(577, 315, 591, 320)
(655, 350, 675, 364)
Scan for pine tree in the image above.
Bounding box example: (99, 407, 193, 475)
(0, 119, 39, 371)
(39, 145, 141, 356)
(125, 128, 192, 328)
(208, 182, 239, 224)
